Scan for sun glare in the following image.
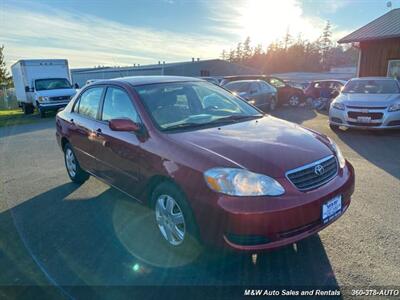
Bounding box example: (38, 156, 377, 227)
(237, 0, 322, 46)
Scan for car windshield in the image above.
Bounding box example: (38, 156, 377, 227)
(35, 78, 72, 91)
(342, 80, 400, 94)
(224, 81, 251, 93)
(135, 81, 262, 131)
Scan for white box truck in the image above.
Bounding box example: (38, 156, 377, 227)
(11, 59, 78, 117)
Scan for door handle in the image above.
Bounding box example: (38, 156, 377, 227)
(95, 128, 102, 136)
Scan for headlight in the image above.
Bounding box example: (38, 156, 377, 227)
(331, 101, 345, 110)
(328, 138, 346, 168)
(388, 103, 400, 112)
(38, 96, 49, 102)
(204, 168, 285, 196)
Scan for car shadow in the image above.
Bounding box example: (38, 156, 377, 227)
(0, 183, 341, 298)
(333, 128, 400, 179)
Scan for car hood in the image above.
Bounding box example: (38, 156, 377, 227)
(338, 93, 400, 107)
(167, 116, 333, 178)
(35, 88, 77, 98)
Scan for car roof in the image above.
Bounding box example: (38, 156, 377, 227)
(100, 76, 204, 86)
(350, 77, 396, 81)
(225, 79, 263, 84)
(312, 79, 347, 84)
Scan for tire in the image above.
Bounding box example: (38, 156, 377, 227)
(63, 143, 89, 183)
(151, 181, 201, 251)
(288, 94, 300, 107)
(329, 123, 340, 131)
(39, 107, 46, 118)
(269, 97, 277, 111)
(22, 103, 34, 115)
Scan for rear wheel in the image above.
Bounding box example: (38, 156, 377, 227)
(151, 182, 201, 251)
(64, 143, 89, 183)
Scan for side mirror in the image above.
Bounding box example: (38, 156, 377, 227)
(25, 86, 30, 92)
(74, 83, 79, 89)
(109, 119, 141, 132)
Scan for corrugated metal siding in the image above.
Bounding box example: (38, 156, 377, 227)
(339, 8, 400, 43)
(359, 38, 400, 76)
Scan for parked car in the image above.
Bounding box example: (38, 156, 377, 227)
(223, 80, 277, 111)
(11, 59, 78, 118)
(221, 75, 304, 106)
(199, 77, 220, 85)
(304, 80, 347, 101)
(56, 76, 355, 252)
(329, 77, 400, 130)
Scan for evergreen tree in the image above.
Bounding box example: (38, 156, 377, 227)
(319, 21, 333, 70)
(0, 45, 11, 86)
(243, 36, 252, 60)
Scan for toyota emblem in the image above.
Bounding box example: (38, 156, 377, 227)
(314, 164, 325, 176)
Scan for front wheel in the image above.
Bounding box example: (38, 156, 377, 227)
(64, 143, 89, 183)
(269, 97, 277, 111)
(151, 182, 201, 251)
(329, 123, 340, 131)
(288, 94, 301, 106)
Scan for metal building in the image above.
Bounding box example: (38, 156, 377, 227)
(71, 59, 261, 87)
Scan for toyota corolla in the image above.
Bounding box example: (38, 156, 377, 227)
(56, 76, 355, 252)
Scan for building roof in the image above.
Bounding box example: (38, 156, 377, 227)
(338, 8, 400, 43)
(71, 59, 260, 75)
(105, 75, 203, 86)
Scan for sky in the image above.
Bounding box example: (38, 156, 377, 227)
(1, 0, 399, 69)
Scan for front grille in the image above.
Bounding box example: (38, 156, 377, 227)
(346, 105, 387, 109)
(49, 96, 71, 102)
(278, 219, 321, 239)
(348, 121, 382, 127)
(348, 111, 383, 120)
(226, 233, 270, 246)
(286, 155, 338, 191)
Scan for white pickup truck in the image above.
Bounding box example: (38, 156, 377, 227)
(11, 59, 78, 117)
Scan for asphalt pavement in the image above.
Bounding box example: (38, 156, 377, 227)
(0, 108, 399, 299)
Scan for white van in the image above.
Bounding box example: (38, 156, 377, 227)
(11, 59, 78, 117)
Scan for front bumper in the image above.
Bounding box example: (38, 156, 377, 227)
(329, 106, 400, 129)
(38, 101, 70, 111)
(194, 161, 355, 252)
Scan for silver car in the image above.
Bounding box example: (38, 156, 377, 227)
(329, 77, 400, 130)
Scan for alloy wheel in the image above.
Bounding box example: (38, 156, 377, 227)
(289, 95, 300, 106)
(155, 194, 186, 246)
(65, 148, 77, 178)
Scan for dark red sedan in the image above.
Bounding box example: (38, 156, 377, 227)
(56, 76, 355, 252)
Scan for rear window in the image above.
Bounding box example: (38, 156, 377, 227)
(343, 80, 400, 94)
(224, 82, 250, 93)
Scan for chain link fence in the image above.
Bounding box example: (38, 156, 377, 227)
(0, 88, 19, 110)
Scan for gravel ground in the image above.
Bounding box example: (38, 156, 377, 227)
(0, 108, 399, 299)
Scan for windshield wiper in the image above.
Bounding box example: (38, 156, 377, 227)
(207, 114, 263, 125)
(163, 122, 210, 131)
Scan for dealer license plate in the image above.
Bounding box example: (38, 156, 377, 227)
(322, 195, 342, 224)
(357, 116, 371, 123)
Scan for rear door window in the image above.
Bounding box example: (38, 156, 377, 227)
(77, 87, 103, 119)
